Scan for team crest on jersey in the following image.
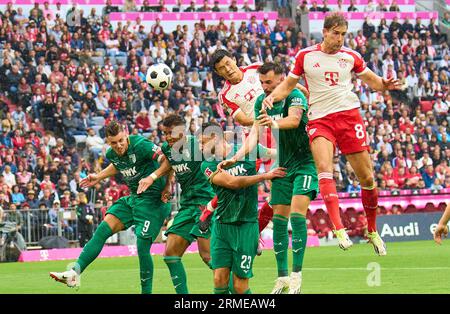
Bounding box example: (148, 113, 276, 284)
(129, 154, 136, 163)
(338, 59, 347, 69)
(247, 76, 256, 84)
(204, 167, 213, 177)
(309, 128, 317, 136)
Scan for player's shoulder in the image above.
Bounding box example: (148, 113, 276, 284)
(105, 147, 114, 160)
(219, 80, 232, 96)
(294, 44, 321, 58)
(255, 92, 265, 104)
(340, 46, 364, 60)
(241, 62, 263, 72)
(129, 134, 145, 144)
(289, 88, 306, 99)
(288, 88, 308, 109)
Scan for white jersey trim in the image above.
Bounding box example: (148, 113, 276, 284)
(355, 67, 369, 76)
(232, 107, 242, 118)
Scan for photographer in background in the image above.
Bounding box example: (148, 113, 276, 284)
(76, 192, 96, 247)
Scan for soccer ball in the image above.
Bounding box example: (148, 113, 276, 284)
(146, 63, 173, 91)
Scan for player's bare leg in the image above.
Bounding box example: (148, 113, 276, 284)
(214, 267, 231, 294)
(271, 205, 291, 294)
(197, 237, 211, 266)
(310, 136, 352, 250)
(164, 234, 191, 293)
(233, 273, 251, 294)
(49, 214, 124, 288)
(288, 195, 310, 294)
(346, 151, 386, 256)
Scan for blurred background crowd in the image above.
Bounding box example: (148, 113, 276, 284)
(0, 0, 448, 247)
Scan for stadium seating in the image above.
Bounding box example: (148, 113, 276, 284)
(3, 0, 257, 16)
(108, 11, 279, 29)
(311, 208, 333, 238)
(307, 0, 416, 12)
(305, 11, 439, 34)
(0, 0, 447, 248)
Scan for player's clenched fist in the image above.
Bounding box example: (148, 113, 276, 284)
(434, 223, 448, 245)
(80, 174, 100, 188)
(217, 157, 237, 170)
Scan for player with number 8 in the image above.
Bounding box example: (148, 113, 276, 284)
(263, 12, 401, 256)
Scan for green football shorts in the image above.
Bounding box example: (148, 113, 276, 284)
(165, 205, 211, 243)
(210, 221, 259, 279)
(270, 160, 318, 205)
(106, 194, 171, 240)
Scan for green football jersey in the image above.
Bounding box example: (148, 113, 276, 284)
(254, 88, 313, 172)
(200, 144, 269, 224)
(161, 135, 215, 207)
(106, 135, 165, 196)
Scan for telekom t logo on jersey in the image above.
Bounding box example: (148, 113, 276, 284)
(324, 72, 339, 86)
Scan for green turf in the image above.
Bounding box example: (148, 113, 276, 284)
(0, 240, 449, 294)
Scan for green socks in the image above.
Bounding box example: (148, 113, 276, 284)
(75, 221, 113, 274)
(214, 287, 230, 294)
(164, 256, 188, 294)
(291, 213, 307, 273)
(272, 214, 289, 277)
(137, 237, 154, 294)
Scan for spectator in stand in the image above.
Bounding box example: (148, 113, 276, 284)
(122, 0, 137, 12)
(85, 128, 104, 160)
(76, 192, 95, 247)
(11, 185, 25, 205)
(421, 165, 437, 188)
(5, 203, 23, 231)
(346, 180, 361, 193)
(3, 165, 16, 188)
(228, 0, 239, 12)
(309, 1, 322, 12)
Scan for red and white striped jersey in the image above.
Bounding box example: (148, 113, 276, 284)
(218, 63, 264, 120)
(289, 44, 369, 121)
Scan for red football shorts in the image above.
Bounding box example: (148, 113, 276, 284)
(306, 108, 369, 155)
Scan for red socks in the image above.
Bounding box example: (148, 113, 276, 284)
(319, 173, 344, 230)
(258, 201, 273, 233)
(361, 187, 378, 233)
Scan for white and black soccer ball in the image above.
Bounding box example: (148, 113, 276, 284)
(146, 63, 173, 91)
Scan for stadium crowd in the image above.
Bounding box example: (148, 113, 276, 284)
(0, 0, 448, 243)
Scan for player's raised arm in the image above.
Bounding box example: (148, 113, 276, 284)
(210, 167, 286, 190)
(80, 163, 118, 188)
(218, 122, 260, 170)
(359, 68, 401, 92)
(434, 203, 450, 245)
(263, 76, 299, 109)
(234, 111, 255, 127)
(258, 106, 303, 129)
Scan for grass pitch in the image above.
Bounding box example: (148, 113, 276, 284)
(0, 240, 449, 294)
